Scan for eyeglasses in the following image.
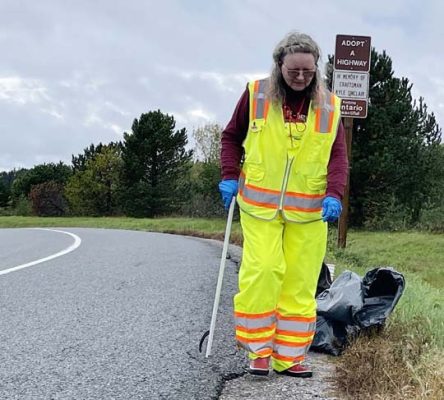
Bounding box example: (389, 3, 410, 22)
(281, 64, 316, 79)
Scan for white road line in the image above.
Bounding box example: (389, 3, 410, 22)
(0, 228, 82, 276)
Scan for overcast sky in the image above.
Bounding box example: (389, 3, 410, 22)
(1, 0, 443, 171)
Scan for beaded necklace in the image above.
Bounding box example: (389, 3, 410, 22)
(283, 96, 307, 133)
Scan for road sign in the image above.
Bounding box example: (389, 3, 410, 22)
(334, 35, 371, 72)
(340, 99, 368, 118)
(334, 34, 372, 248)
(334, 34, 371, 120)
(333, 71, 369, 100)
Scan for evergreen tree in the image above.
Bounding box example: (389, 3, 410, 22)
(1, 169, 21, 188)
(327, 49, 442, 226)
(0, 179, 10, 207)
(72, 141, 122, 173)
(1, 169, 28, 210)
(120, 110, 193, 217)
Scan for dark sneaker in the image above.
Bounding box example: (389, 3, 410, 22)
(248, 357, 270, 376)
(275, 363, 313, 378)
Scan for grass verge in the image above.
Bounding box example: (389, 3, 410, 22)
(0, 216, 244, 245)
(327, 229, 443, 399)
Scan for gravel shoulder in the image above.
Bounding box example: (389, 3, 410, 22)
(219, 352, 338, 400)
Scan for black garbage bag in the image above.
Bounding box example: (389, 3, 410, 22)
(355, 268, 405, 329)
(316, 262, 333, 297)
(316, 271, 364, 324)
(311, 267, 405, 356)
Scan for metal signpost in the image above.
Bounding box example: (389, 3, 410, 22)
(333, 34, 371, 248)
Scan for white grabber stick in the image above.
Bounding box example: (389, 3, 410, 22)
(205, 196, 236, 358)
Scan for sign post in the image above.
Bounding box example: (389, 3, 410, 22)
(333, 34, 371, 248)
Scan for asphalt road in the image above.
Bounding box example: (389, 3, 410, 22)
(0, 228, 245, 400)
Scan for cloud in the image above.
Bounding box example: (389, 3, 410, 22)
(0, 0, 442, 171)
(0, 77, 49, 105)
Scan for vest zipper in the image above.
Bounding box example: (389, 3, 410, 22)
(279, 157, 294, 210)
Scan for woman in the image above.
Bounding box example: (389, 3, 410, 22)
(219, 31, 348, 377)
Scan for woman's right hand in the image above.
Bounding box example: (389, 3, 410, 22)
(218, 179, 238, 210)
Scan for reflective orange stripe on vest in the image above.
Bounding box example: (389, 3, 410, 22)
(251, 79, 270, 120)
(239, 172, 323, 212)
(315, 92, 336, 133)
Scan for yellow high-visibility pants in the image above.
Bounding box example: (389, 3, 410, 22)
(234, 210, 327, 371)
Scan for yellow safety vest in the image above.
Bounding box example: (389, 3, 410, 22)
(237, 78, 342, 222)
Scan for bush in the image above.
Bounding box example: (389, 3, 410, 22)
(0, 207, 13, 216)
(362, 197, 411, 231)
(180, 192, 225, 218)
(29, 181, 67, 216)
(416, 204, 444, 233)
(13, 195, 32, 216)
(359, 196, 444, 232)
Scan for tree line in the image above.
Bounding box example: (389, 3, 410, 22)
(1, 49, 443, 230)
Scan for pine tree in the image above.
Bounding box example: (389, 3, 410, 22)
(120, 110, 193, 217)
(0, 179, 10, 207)
(72, 141, 122, 173)
(327, 49, 442, 226)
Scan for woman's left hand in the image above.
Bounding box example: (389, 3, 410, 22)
(322, 196, 342, 222)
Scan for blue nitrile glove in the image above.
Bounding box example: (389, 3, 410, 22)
(218, 179, 238, 210)
(322, 196, 342, 222)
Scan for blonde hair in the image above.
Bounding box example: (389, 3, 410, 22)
(268, 31, 326, 108)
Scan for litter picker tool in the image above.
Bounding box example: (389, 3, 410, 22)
(199, 196, 236, 357)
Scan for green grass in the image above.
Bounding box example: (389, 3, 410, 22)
(327, 230, 444, 289)
(0, 215, 242, 236)
(326, 228, 443, 347)
(326, 229, 444, 399)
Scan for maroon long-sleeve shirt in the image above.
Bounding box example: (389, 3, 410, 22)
(221, 86, 349, 200)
